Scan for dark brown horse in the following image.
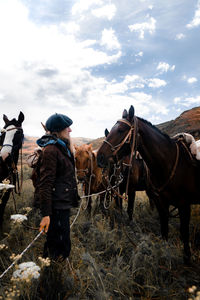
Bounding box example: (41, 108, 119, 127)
(97, 105, 200, 263)
(104, 128, 154, 220)
(0, 112, 24, 227)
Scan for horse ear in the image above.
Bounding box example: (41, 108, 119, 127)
(122, 109, 128, 119)
(3, 114, 9, 125)
(74, 144, 78, 150)
(105, 128, 109, 137)
(128, 105, 135, 122)
(88, 143, 93, 150)
(41, 122, 47, 132)
(18, 112, 24, 124)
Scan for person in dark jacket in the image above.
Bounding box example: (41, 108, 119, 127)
(37, 113, 79, 261)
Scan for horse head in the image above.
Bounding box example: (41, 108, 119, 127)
(75, 144, 95, 182)
(97, 105, 136, 168)
(0, 112, 24, 164)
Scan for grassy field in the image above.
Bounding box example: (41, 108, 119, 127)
(0, 166, 200, 299)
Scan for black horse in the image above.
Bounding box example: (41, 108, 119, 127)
(0, 112, 24, 227)
(105, 128, 154, 220)
(97, 105, 200, 263)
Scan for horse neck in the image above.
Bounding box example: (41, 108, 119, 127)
(137, 118, 176, 181)
(90, 151, 103, 187)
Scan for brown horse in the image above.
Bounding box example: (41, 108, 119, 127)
(74, 144, 107, 214)
(0, 112, 24, 228)
(75, 143, 153, 220)
(97, 105, 200, 263)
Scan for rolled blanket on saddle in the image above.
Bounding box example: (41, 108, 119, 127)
(173, 132, 200, 160)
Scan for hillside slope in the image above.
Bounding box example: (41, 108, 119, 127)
(157, 106, 200, 138)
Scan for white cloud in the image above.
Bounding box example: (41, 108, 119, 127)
(92, 4, 116, 20)
(135, 51, 143, 57)
(100, 28, 120, 50)
(187, 77, 198, 83)
(174, 97, 181, 104)
(0, 0, 123, 139)
(186, 0, 200, 28)
(128, 17, 156, 39)
(175, 33, 185, 40)
(157, 62, 175, 73)
(72, 0, 103, 15)
(173, 95, 200, 107)
(60, 22, 80, 35)
(147, 78, 167, 88)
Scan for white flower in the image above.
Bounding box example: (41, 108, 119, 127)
(12, 262, 41, 280)
(0, 182, 15, 190)
(10, 214, 28, 223)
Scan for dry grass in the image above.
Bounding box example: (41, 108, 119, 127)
(0, 173, 200, 299)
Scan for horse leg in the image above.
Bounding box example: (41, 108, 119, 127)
(114, 188, 122, 210)
(146, 189, 155, 211)
(127, 190, 135, 221)
(87, 196, 92, 215)
(0, 191, 10, 229)
(155, 200, 169, 240)
(99, 194, 106, 214)
(84, 184, 92, 216)
(178, 205, 191, 264)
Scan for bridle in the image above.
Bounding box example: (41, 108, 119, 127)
(76, 150, 96, 210)
(103, 117, 138, 157)
(0, 126, 23, 149)
(0, 126, 24, 199)
(103, 117, 138, 156)
(76, 150, 94, 181)
(103, 116, 138, 199)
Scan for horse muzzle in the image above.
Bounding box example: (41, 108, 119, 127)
(0, 147, 12, 161)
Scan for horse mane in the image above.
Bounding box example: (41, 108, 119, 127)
(137, 117, 172, 142)
(75, 144, 93, 153)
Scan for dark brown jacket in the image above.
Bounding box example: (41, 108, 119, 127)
(37, 143, 79, 217)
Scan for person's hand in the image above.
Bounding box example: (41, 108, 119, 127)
(39, 216, 50, 233)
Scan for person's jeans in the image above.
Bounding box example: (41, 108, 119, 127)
(43, 209, 71, 261)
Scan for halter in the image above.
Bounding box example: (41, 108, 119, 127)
(103, 116, 138, 199)
(0, 126, 24, 198)
(76, 150, 96, 211)
(1, 127, 23, 149)
(76, 150, 94, 179)
(103, 118, 138, 157)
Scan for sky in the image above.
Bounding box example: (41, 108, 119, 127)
(0, 0, 200, 139)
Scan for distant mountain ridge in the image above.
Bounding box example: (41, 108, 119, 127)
(157, 106, 200, 138)
(23, 106, 200, 154)
(23, 136, 93, 156)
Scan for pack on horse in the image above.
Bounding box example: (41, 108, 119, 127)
(0, 112, 24, 228)
(97, 105, 200, 263)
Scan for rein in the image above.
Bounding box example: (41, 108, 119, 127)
(149, 142, 179, 195)
(103, 117, 138, 200)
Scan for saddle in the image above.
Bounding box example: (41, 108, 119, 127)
(172, 132, 200, 161)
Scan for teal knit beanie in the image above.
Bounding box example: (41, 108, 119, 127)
(45, 113, 73, 132)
